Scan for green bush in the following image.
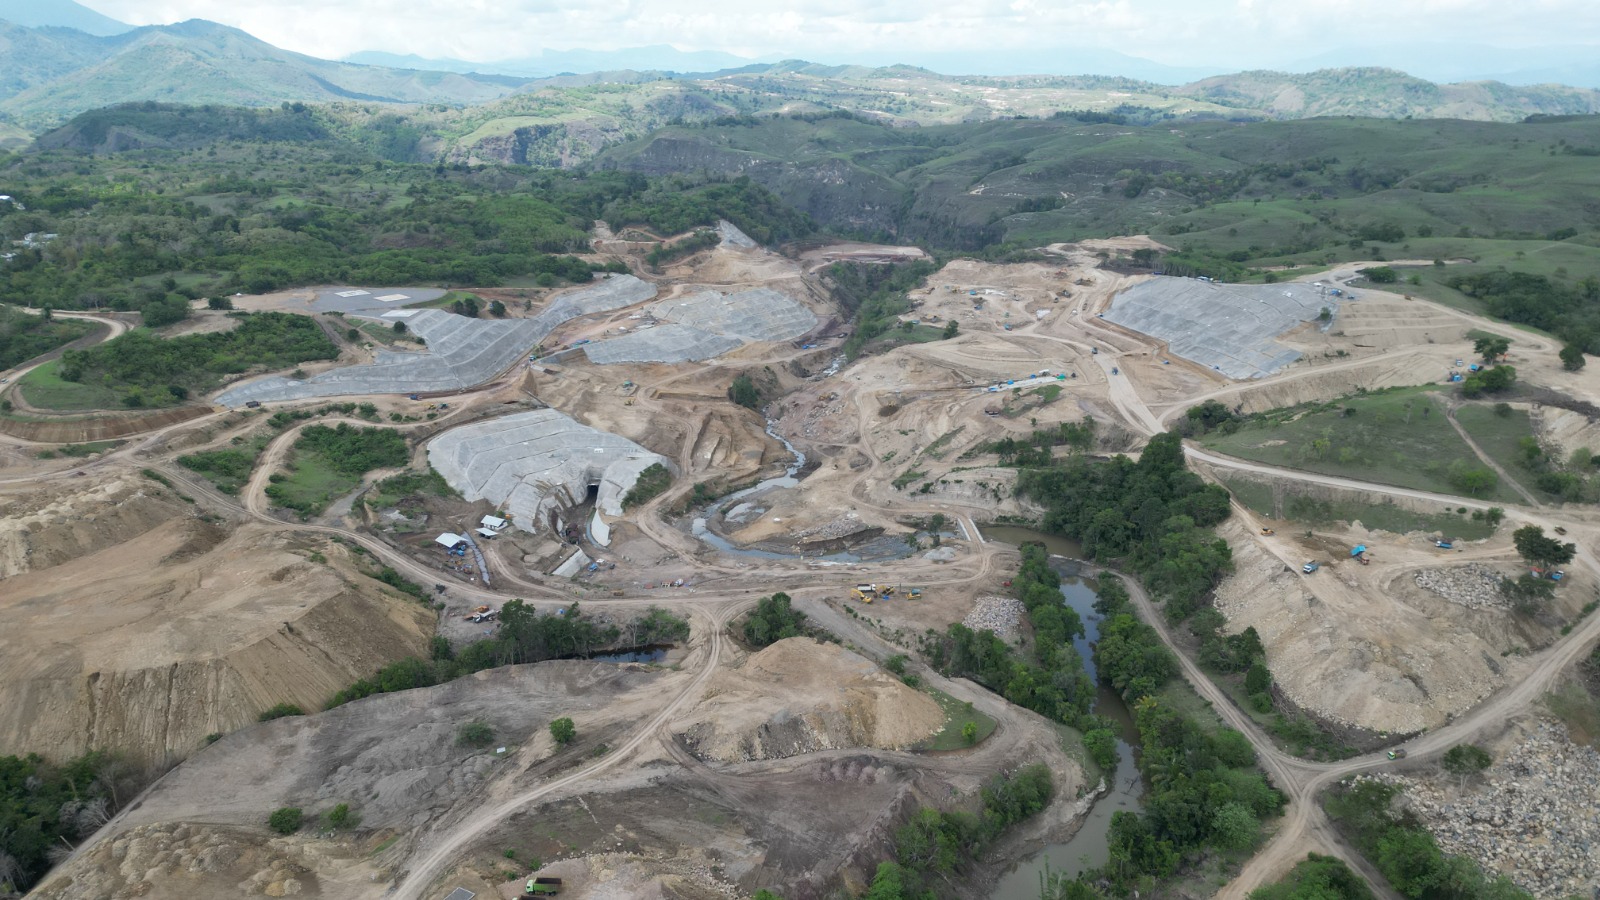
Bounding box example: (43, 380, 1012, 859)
(742, 593, 810, 647)
(258, 702, 305, 722)
(456, 720, 495, 747)
(549, 717, 576, 745)
(728, 374, 761, 409)
(267, 807, 303, 834)
(325, 802, 360, 830)
(622, 463, 672, 508)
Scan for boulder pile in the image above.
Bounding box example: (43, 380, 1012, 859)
(1413, 564, 1507, 609)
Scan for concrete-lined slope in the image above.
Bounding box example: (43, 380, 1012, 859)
(1103, 277, 1331, 379)
(584, 286, 816, 365)
(216, 275, 655, 406)
(428, 409, 670, 532)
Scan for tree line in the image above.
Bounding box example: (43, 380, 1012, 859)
(55, 312, 337, 408)
(328, 603, 689, 708)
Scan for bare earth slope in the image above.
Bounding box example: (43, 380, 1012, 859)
(676, 638, 944, 762)
(0, 473, 435, 766)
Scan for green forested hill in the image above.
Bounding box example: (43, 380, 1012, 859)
(0, 139, 810, 314)
(596, 113, 1600, 265)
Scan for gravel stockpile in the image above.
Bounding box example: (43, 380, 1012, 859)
(962, 596, 1025, 642)
(1413, 564, 1507, 609)
(794, 512, 867, 541)
(1382, 721, 1600, 899)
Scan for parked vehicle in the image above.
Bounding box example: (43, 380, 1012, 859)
(1301, 562, 1320, 574)
(1387, 748, 1407, 760)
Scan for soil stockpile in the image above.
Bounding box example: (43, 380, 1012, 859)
(677, 638, 942, 762)
(0, 475, 435, 765)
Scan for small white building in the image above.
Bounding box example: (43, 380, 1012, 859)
(475, 528, 498, 539)
(434, 532, 465, 549)
(480, 514, 507, 531)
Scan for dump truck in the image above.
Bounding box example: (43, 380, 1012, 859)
(1387, 749, 1407, 760)
(1301, 562, 1320, 574)
(1435, 540, 1453, 550)
(523, 876, 563, 896)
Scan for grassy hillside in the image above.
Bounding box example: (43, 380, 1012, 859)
(1176, 68, 1600, 120)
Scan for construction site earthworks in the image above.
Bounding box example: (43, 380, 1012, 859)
(5, 220, 1600, 900)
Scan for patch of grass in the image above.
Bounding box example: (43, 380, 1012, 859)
(366, 466, 458, 508)
(1200, 386, 1523, 503)
(920, 425, 966, 459)
(269, 452, 360, 515)
(1280, 493, 1498, 540)
(47, 439, 124, 458)
(17, 358, 122, 410)
(1452, 402, 1543, 497)
(267, 423, 408, 516)
(1219, 475, 1276, 517)
(1545, 684, 1599, 748)
(916, 688, 998, 751)
(179, 434, 270, 495)
(891, 468, 928, 489)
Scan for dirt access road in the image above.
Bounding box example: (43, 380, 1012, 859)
(1081, 296, 1600, 894)
(22, 241, 1599, 899)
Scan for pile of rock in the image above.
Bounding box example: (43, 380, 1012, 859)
(795, 512, 865, 540)
(1388, 721, 1600, 898)
(1413, 564, 1507, 609)
(962, 596, 1026, 643)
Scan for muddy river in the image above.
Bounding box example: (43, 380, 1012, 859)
(981, 526, 1147, 898)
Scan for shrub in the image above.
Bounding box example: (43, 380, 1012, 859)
(456, 720, 495, 747)
(268, 807, 303, 834)
(325, 802, 360, 830)
(258, 702, 305, 722)
(550, 717, 576, 745)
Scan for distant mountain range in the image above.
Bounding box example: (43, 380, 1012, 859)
(0, 0, 128, 36)
(0, 18, 529, 136)
(344, 46, 766, 79)
(3, 13, 1600, 161)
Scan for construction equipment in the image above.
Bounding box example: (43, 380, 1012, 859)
(852, 584, 876, 603)
(876, 584, 896, 597)
(1301, 562, 1320, 574)
(1434, 540, 1453, 550)
(1260, 528, 1275, 536)
(907, 588, 923, 600)
(1351, 545, 1370, 565)
(523, 876, 563, 896)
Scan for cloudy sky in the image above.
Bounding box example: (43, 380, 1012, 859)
(82, 0, 1600, 74)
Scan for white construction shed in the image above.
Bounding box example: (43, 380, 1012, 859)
(480, 514, 507, 530)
